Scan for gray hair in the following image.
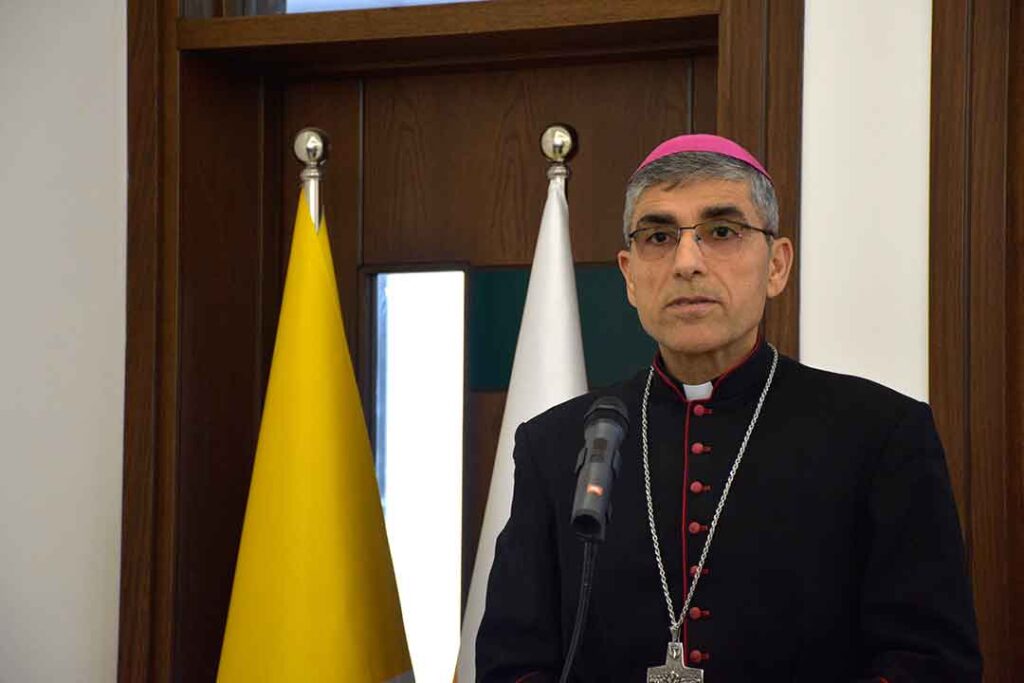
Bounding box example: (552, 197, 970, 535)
(622, 152, 779, 244)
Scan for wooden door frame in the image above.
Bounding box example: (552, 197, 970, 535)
(929, 1, 1022, 680)
(120, 1, 804, 680)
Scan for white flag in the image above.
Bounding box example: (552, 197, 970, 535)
(456, 167, 588, 681)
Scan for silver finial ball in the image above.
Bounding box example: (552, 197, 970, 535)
(293, 128, 328, 165)
(540, 124, 575, 163)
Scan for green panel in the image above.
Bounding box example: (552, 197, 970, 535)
(467, 265, 655, 392)
(576, 265, 656, 388)
(467, 268, 529, 392)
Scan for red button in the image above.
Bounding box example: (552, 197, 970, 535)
(693, 404, 707, 416)
(689, 606, 711, 620)
(689, 565, 710, 577)
(688, 649, 710, 664)
(690, 442, 707, 454)
(687, 521, 707, 535)
(689, 480, 710, 494)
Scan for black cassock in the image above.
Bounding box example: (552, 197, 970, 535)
(477, 341, 981, 682)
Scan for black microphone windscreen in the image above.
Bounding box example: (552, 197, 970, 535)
(584, 396, 629, 431)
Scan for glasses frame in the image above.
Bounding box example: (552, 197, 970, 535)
(626, 219, 776, 260)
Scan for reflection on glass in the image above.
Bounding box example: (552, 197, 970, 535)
(181, 0, 485, 19)
(375, 271, 464, 682)
(288, 0, 485, 13)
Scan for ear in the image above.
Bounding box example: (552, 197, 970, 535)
(617, 249, 638, 307)
(766, 236, 794, 299)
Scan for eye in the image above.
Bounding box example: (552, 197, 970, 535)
(705, 222, 740, 240)
(645, 229, 677, 245)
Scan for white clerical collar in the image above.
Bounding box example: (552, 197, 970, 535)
(682, 381, 714, 401)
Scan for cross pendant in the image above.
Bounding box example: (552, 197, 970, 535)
(646, 643, 704, 683)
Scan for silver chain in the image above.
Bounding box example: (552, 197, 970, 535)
(641, 344, 779, 642)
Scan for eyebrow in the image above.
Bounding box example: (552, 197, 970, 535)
(634, 212, 677, 227)
(635, 204, 751, 228)
(699, 204, 750, 222)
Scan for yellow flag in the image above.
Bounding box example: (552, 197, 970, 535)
(218, 190, 413, 682)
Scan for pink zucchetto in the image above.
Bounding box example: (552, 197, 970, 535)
(634, 133, 772, 184)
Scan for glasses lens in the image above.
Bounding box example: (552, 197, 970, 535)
(633, 227, 679, 260)
(694, 221, 744, 257)
(631, 221, 754, 260)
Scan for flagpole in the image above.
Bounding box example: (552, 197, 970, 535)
(540, 123, 576, 177)
(293, 127, 328, 232)
(456, 123, 587, 683)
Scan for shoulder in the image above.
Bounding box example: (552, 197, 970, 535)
(769, 355, 948, 484)
(776, 354, 924, 411)
(516, 371, 647, 446)
(773, 354, 934, 435)
(507, 373, 645, 490)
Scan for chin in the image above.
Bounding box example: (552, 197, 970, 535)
(660, 337, 726, 357)
(649, 323, 728, 357)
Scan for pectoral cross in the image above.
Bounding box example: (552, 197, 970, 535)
(646, 643, 704, 683)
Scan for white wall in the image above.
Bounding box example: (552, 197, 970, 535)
(800, 0, 932, 401)
(0, 2, 126, 681)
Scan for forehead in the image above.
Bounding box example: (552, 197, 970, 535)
(631, 178, 755, 223)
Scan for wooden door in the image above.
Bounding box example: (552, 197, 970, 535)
(121, 3, 804, 681)
(362, 52, 715, 602)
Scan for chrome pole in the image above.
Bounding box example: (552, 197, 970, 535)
(293, 127, 329, 232)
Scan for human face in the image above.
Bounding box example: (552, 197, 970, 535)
(617, 178, 792, 377)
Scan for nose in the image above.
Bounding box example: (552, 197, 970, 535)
(671, 229, 706, 279)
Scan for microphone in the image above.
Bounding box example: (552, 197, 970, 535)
(571, 396, 629, 542)
(561, 397, 629, 682)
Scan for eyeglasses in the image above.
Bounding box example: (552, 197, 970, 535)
(626, 219, 774, 261)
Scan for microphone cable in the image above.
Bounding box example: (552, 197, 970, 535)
(558, 540, 598, 683)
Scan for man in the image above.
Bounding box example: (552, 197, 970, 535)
(476, 135, 981, 681)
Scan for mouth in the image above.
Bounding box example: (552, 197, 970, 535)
(666, 295, 719, 308)
(664, 296, 720, 317)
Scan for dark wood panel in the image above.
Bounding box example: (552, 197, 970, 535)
(929, 0, 971, 532)
(179, 21, 717, 81)
(363, 56, 696, 266)
(256, 82, 283, 423)
(175, 54, 264, 683)
(966, 2, 1011, 679)
(931, 1, 1020, 680)
(761, 0, 802, 359)
(690, 52, 717, 133)
(717, 0, 766, 158)
(1008, 4, 1024, 676)
(153, 0, 183, 680)
(120, 0, 162, 680)
(464, 390, 507, 605)
(177, 0, 719, 49)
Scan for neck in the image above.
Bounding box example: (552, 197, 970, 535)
(659, 330, 759, 385)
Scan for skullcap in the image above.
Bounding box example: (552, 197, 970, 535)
(634, 133, 772, 183)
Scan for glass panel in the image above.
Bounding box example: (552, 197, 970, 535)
(468, 264, 655, 392)
(180, 0, 215, 18)
(374, 271, 464, 682)
(182, 0, 481, 17)
(287, 0, 485, 13)
(180, 0, 283, 17)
